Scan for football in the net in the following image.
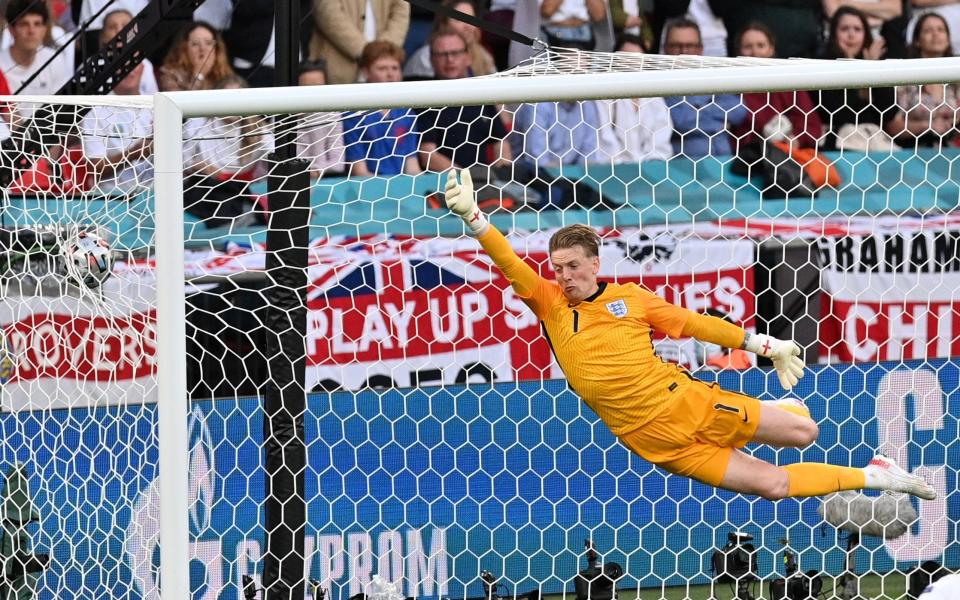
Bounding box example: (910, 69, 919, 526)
(63, 230, 114, 289)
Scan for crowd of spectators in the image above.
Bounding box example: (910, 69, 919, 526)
(2, 0, 960, 219)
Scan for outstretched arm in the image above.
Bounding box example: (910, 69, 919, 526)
(679, 309, 805, 390)
(445, 169, 543, 299)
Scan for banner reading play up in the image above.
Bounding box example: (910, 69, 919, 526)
(301, 229, 755, 391)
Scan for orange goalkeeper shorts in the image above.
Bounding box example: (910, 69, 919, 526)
(618, 380, 761, 487)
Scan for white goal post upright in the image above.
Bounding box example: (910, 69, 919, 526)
(153, 92, 190, 600)
(149, 54, 960, 596)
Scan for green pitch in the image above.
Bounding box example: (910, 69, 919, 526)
(544, 572, 909, 600)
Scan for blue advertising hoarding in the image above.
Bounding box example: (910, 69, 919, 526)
(5, 359, 958, 599)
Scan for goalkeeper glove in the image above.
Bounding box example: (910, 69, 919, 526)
(444, 169, 489, 236)
(743, 333, 805, 391)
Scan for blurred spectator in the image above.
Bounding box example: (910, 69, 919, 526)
(514, 99, 603, 166)
(732, 23, 823, 149)
(295, 59, 346, 178)
(405, 3, 436, 60)
(708, 0, 821, 59)
(509, 0, 541, 66)
(342, 41, 421, 176)
(76, 1, 147, 31)
(48, 0, 73, 30)
(823, 5, 887, 58)
(159, 21, 235, 91)
(822, 0, 901, 30)
(74, 0, 147, 65)
(404, 0, 496, 79)
(818, 6, 899, 150)
(660, 15, 702, 53)
(193, 0, 233, 30)
(909, 11, 953, 58)
(183, 75, 273, 228)
(653, 0, 727, 56)
(610, 0, 649, 44)
(539, 0, 607, 50)
(889, 13, 960, 145)
(99, 9, 158, 95)
(2, 0, 75, 68)
(80, 62, 152, 194)
(907, 0, 960, 55)
(0, 69, 11, 140)
(222, 0, 312, 88)
(0, 0, 71, 95)
(484, 0, 516, 70)
(309, 0, 410, 84)
(416, 28, 511, 171)
(77, 0, 225, 31)
(597, 34, 673, 161)
(662, 19, 746, 158)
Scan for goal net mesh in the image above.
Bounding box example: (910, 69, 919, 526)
(0, 48, 956, 599)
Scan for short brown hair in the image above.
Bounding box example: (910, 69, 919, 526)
(6, 0, 49, 25)
(360, 40, 406, 70)
(429, 25, 469, 54)
(549, 225, 601, 257)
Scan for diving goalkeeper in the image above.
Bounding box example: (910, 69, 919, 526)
(445, 170, 936, 501)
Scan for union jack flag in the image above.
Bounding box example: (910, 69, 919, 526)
(306, 235, 495, 301)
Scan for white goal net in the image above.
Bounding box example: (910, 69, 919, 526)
(0, 48, 957, 599)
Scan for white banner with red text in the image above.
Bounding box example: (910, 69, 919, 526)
(818, 228, 960, 363)
(0, 228, 754, 408)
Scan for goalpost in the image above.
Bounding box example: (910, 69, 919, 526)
(0, 50, 958, 599)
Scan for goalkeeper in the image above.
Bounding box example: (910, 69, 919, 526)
(445, 170, 936, 501)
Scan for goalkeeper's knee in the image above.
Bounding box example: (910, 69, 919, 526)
(763, 397, 811, 419)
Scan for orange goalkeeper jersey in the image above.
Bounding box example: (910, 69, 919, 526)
(479, 226, 707, 436)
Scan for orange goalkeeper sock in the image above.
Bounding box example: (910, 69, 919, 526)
(783, 463, 866, 497)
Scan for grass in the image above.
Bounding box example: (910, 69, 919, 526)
(636, 573, 906, 599)
(543, 573, 910, 600)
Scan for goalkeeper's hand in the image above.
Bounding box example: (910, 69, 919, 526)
(744, 333, 805, 391)
(444, 169, 488, 235)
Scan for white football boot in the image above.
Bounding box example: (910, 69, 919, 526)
(863, 455, 937, 500)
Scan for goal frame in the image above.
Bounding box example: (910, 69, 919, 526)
(152, 54, 960, 598)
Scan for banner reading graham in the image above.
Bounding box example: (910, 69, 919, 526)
(818, 226, 960, 363)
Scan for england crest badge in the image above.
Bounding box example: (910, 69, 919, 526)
(606, 299, 628, 318)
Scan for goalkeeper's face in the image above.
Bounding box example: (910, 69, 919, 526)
(550, 246, 600, 302)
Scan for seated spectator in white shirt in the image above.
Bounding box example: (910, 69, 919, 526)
(0, 0, 71, 102)
(80, 62, 153, 194)
(182, 75, 274, 228)
(597, 34, 673, 162)
(99, 9, 159, 95)
(295, 59, 346, 179)
(1, 0, 75, 73)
